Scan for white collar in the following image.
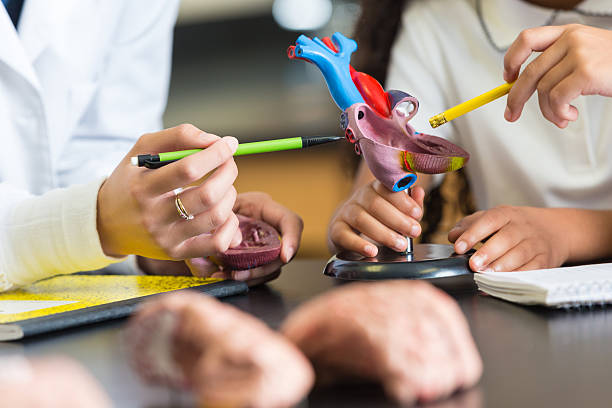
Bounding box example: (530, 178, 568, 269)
(480, 0, 612, 51)
(575, 0, 612, 15)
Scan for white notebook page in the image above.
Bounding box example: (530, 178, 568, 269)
(474, 263, 612, 306)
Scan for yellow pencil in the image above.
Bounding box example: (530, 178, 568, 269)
(429, 81, 515, 128)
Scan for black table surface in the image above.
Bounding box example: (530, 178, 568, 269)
(4, 259, 612, 408)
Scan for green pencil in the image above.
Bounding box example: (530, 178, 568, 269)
(131, 136, 342, 169)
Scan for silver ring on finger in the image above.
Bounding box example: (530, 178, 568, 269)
(174, 188, 194, 221)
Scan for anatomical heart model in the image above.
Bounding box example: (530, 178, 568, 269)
(288, 32, 469, 191)
(290, 32, 474, 280)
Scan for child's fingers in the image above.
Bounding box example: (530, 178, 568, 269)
(343, 204, 411, 252)
(503, 26, 566, 82)
(453, 209, 510, 255)
(549, 72, 583, 124)
(260, 201, 303, 263)
(329, 221, 378, 257)
(372, 181, 422, 219)
(480, 239, 539, 272)
(410, 186, 426, 220)
(362, 193, 421, 238)
(516, 254, 548, 271)
(535, 59, 575, 127)
(448, 212, 483, 246)
(505, 39, 567, 122)
(231, 260, 283, 282)
(468, 225, 525, 270)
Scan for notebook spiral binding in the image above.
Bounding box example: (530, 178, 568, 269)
(551, 280, 612, 309)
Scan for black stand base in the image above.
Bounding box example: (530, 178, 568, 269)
(324, 244, 474, 282)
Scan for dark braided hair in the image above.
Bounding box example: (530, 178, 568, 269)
(351, 0, 475, 243)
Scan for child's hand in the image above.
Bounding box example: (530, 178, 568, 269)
(194, 192, 303, 286)
(504, 24, 612, 128)
(231, 192, 303, 264)
(448, 206, 570, 271)
(328, 180, 424, 257)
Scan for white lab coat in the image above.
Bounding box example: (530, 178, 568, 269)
(0, 0, 179, 289)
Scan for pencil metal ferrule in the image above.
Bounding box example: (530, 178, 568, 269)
(136, 154, 158, 167)
(429, 113, 447, 128)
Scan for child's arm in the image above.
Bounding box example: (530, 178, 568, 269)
(503, 24, 612, 128)
(327, 162, 430, 257)
(448, 206, 612, 271)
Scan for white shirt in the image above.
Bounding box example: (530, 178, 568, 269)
(0, 0, 178, 290)
(387, 0, 612, 211)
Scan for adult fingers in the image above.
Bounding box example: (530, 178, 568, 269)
(372, 181, 423, 219)
(506, 38, 567, 122)
(143, 137, 238, 196)
(130, 124, 220, 156)
(343, 203, 410, 252)
(186, 257, 219, 278)
(230, 227, 242, 248)
(424, 293, 482, 392)
(172, 159, 238, 218)
(329, 221, 378, 257)
(468, 224, 524, 270)
(174, 187, 237, 239)
(173, 213, 240, 259)
(503, 26, 566, 82)
(536, 59, 575, 127)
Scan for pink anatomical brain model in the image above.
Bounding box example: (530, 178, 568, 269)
(288, 32, 469, 191)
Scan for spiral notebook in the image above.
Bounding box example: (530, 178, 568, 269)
(474, 263, 612, 307)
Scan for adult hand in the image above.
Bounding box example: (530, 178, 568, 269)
(139, 192, 303, 287)
(328, 180, 424, 256)
(0, 355, 111, 408)
(97, 124, 241, 260)
(504, 24, 612, 128)
(125, 291, 314, 407)
(282, 281, 483, 405)
(449, 206, 569, 271)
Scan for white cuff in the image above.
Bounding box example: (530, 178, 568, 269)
(0, 178, 125, 290)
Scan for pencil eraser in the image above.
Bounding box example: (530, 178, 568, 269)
(131, 157, 138, 166)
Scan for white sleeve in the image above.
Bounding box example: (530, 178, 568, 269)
(0, 179, 124, 291)
(386, 0, 458, 143)
(55, 0, 180, 186)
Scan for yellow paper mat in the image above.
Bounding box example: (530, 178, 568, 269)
(0, 275, 220, 323)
